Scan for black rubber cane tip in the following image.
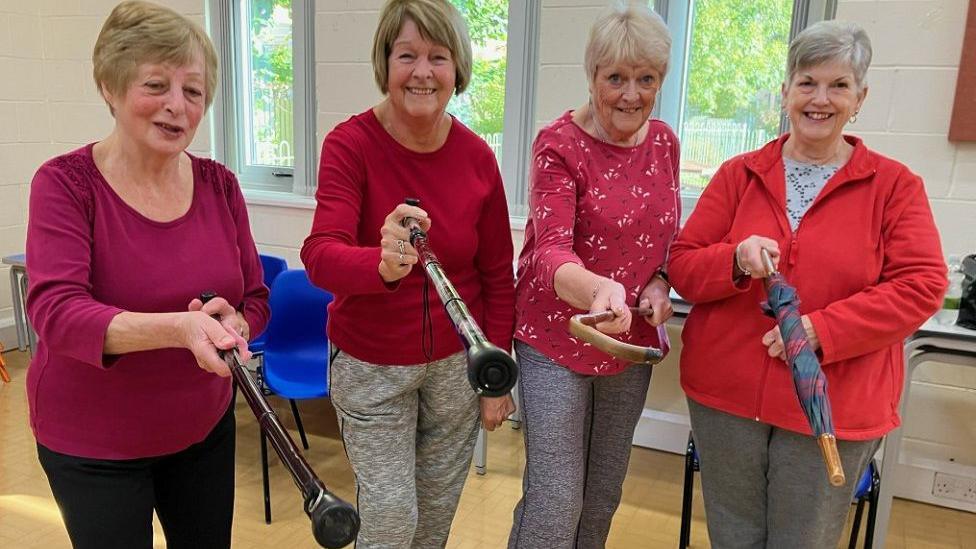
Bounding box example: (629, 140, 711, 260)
(311, 499, 360, 548)
(405, 197, 420, 206)
(484, 364, 505, 386)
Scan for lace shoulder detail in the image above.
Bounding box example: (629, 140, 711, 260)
(195, 157, 240, 195)
(44, 151, 98, 221)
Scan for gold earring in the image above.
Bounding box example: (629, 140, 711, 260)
(849, 111, 859, 124)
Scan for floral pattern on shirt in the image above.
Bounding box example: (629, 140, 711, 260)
(514, 111, 681, 375)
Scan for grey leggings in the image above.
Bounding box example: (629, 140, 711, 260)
(508, 341, 653, 549)
(329, 349, 479, 549)
(687, 398, 880, 549)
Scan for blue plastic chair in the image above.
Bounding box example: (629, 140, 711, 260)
(679, 431, 881, 548)
(257, 269, 333, 524)
(248, 254, 289, 355)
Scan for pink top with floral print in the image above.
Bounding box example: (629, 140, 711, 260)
(514, 111, 681, 375)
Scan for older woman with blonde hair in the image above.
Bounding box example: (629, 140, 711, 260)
(26, 1, 267, 548)
(507, 4, 678, 548)
(668, 20, 946, 548)
(301, 0, 515, 547)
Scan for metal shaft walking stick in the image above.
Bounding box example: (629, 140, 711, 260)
(201, 293, 360, 547)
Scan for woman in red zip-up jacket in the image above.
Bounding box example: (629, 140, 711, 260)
(668, 21, 946, 549)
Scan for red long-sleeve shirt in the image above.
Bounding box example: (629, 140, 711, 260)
(301, 110, 515, 364)
(668, 134, 947, 440)
(514, 112, 681, 375)
(26, 144, 269, 459)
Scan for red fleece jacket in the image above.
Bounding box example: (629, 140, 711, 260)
(668, 134, 947, 440)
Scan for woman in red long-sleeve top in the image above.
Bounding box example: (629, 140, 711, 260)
(668, 21, 947, 549)
(300, 1, 515, 547)
(25, 2, 268, 548)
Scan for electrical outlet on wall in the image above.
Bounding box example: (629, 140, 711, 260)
(932, 472, 976, 503)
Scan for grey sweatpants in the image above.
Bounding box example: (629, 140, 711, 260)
(687, 398, 880, 549)
(508, 341, 652, 549)
(329, 349, 480, 549)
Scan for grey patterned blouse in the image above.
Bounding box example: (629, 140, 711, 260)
(784, 157, 840, 231)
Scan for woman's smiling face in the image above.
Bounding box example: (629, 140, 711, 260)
(385, 17, 456, 123)
(782, 59, 867, 149)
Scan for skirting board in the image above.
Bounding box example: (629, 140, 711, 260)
(632, 408, 691, 455)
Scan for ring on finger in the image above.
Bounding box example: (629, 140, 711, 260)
(397, 239, 405, 255)
(398, 253, 404, 263)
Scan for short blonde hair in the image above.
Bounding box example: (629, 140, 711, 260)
(787, 20, 872, 88)
(93, 0, 219, 113)
(584, 2, 671, 84)
(372, 0, 472, 95)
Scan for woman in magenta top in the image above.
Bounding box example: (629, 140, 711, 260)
(300, 1, 515, 547)
(507, 4, 679, 548)
(25, 2, 268, 548)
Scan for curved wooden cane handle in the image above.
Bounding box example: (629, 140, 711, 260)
(568, 308, 664, 365)
(817, 434, 846, 487)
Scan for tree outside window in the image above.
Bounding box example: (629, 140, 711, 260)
(678, 0, 793, 193)
(448, 0, 508, 163)
(247, 0, 294, 168)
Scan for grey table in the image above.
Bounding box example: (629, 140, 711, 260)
(2, 254, 33, 353)
(872, 312, 976, 548)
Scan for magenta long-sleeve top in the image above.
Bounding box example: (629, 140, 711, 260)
(25, 144, 269, 460)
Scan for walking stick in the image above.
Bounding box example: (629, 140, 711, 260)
(402, 199, 518, 397)
(201, 293, 360, 547)
(568, 307, 665, 365)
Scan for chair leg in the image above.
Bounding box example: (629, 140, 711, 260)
(848, 498, 866, 549)
(474, 426, 487, 475)
(261, 431, 271, 524)
(290, 399, 309, 450)
(864, 475, 881, 549)
(679, 442, 695, 548)
(509, 384, 522, 430)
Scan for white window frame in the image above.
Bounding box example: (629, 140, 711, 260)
(501, 0, 541, 223)
(207, 0, 317, 196)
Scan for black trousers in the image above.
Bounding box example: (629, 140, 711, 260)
(37, 403, 236, 549)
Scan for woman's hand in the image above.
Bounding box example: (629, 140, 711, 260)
(181, 297, 252, 377)
(761, 315, 820, 361)
(735, 235, 781, 279)
(188, 296, 250, 341)
(378, 203, 431, 283)
(480, 394, 516, 431)
(638, 275, 673, 327)
(591, 278, 632, 334)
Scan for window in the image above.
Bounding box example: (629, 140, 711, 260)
(448, 0, 540, 220)
(655, 0, 834, 214)
(209, 0, 316, 195)
(448, 0, 509, 166)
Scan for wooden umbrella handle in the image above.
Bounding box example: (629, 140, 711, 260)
(817, 434, 846, 487)
(568, 308, 664, 365)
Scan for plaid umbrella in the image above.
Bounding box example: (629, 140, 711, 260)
(760, 250, 846, 486)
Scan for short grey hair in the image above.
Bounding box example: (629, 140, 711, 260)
(584, 2, 671, 84)
(786, 20, 872, 88)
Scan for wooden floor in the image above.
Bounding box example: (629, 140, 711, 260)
(1, 349, 973, 548)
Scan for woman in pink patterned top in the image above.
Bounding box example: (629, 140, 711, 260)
(507, 4, 679, 548)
